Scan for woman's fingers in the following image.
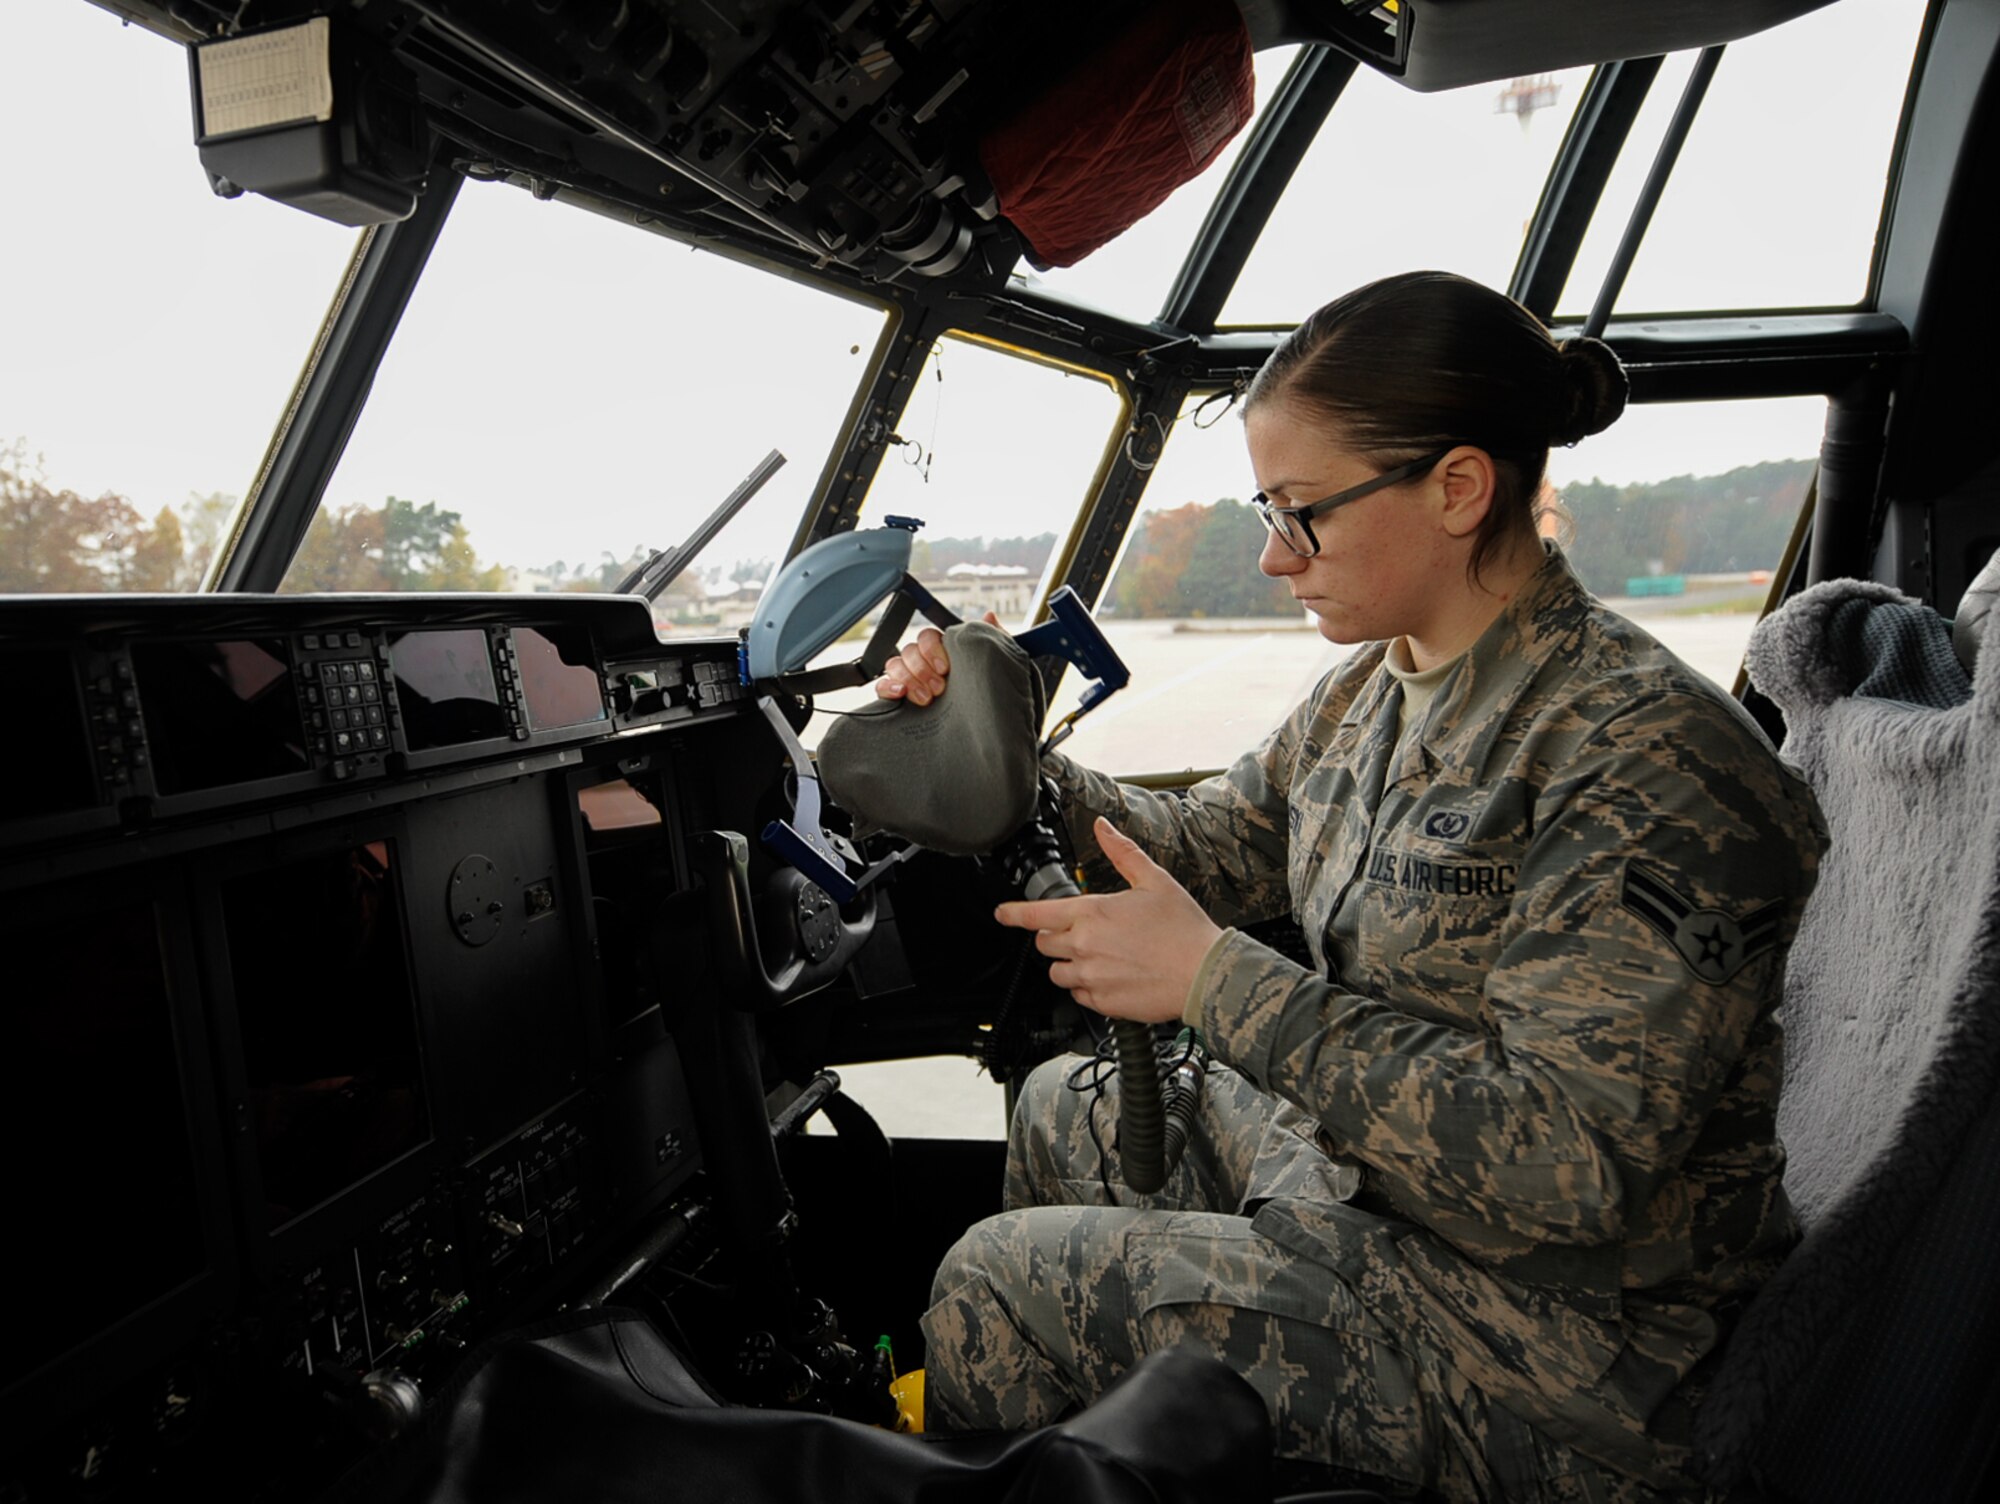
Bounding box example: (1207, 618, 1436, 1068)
(1033, 926, 1068, 959)
(915, 626, 949, 677)
(871, 617, 998, 703)
(901, 628, 947, 701)
(875, 657, 916, 700)
(874, 625, 950, 702)
(998, 843, 1220, 1025)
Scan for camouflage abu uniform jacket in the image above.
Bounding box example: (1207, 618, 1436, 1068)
(1045, 544, 1826, 1488)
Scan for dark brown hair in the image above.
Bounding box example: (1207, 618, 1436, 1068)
(1243, 270, 1627, 585)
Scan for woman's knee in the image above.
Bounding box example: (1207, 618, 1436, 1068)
(1010, 1056, 1078, 1138)
(922, 1210, 1098, 1431)
(925, 1205, 1157, 1423)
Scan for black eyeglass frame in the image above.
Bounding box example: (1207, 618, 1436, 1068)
(1251, 447, 1456, 557)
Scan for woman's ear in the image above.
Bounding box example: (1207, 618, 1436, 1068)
(1437, 447, 1498, 539)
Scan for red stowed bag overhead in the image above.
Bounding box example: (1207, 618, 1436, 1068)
(977, 0, 1255, 269)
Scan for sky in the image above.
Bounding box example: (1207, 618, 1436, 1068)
(0, 0, 1927, 586)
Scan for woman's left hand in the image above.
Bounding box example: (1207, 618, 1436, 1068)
(994, 817, 1223, 1024)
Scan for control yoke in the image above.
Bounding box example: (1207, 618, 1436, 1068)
(729, 523, 1191, 1197)
(737, 519, 1128, 905)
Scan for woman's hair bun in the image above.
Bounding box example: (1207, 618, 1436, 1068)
(1551, 336, 1629, 445)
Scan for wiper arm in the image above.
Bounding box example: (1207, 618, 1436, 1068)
(617, 448, 787, 602)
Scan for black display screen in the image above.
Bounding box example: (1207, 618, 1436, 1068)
(222, 842, 429, 1227)
(387, 629, 507, 750)
(11, 901, 206, 1389)
(133, 638, 310, 795)
(0, 649, 97, 821)
(517, 624, 606, 732)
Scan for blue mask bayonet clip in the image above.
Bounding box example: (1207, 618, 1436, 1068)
(738, 518, 1129, 903)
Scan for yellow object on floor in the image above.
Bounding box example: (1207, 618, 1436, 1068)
(889, 1368, 925, 1433)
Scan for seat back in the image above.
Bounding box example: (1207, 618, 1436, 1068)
(1694, 576, 2000, 1500)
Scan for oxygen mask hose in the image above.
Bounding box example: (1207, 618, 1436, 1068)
(1111, 1016, 1171, 1194)
(1004, 817, 1169, 1196)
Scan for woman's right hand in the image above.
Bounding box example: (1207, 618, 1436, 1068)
(874, 626, 951, 705)
(873, 611, 1001, 706)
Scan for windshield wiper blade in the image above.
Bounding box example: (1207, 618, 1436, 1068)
(618, 448, 787, 602)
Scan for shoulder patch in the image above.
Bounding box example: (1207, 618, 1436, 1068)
(1620, 862, 1783, 985)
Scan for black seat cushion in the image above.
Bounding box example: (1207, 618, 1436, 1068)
(337, 1308, 1274, 1504)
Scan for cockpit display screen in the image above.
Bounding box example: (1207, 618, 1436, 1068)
(133, 638, 310, 795)
(222, 841, 429, 1228)
(387, 628, 507, 750)
(0, 649, 96, 821)
(516, 624, 607, 732)
(11, 901, 205, 1390)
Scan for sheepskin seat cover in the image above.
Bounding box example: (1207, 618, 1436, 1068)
(1692, 571, 2000, 1501)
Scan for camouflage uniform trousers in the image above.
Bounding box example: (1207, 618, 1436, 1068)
(920, 1055, 1696, 1503)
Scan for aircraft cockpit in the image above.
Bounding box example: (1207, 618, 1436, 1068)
(3, 1, 1997, 1500)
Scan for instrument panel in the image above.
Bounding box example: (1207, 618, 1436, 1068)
(0, 592, 768, 1500)
(1, 594, 752, 839)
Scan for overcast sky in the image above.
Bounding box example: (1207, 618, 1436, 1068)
(1, 0, 1924, 582)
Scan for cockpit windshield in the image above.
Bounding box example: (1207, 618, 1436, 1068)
(0, 0, 1928, 696)
(273, 176, 890, 636)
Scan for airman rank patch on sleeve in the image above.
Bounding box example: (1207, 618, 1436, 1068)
(1620, 862, 1783, 984)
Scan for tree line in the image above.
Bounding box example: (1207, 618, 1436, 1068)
(1110, 497, 1294, 618)
(1556, 458, 1813, 586)
(1103, 460, 1816, 614)
(1, 443, 233, 593)
(3, 444, 1814, 609)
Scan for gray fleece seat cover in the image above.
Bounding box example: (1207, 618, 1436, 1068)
(815, 619, 1045, 855)
(1692, 570, 2000, 1499)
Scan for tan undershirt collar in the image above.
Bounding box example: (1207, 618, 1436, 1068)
(1384, 637, 1465, 743)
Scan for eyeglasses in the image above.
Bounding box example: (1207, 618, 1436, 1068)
(1251, 448, 1454, 558)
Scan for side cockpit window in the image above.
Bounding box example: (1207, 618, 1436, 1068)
(0, 5, 359, 595)
(1045, 393, 1831, 775)
(1546, 396, 1829, 684)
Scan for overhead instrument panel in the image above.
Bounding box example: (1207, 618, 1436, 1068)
(157, 0, 1852, 293)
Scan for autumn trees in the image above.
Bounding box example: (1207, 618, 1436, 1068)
(1, 444, 508, 595)
(283, 497, 506, 593)
(0, 444, 232, 593)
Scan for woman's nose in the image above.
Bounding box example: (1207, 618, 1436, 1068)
(1258, 526, 1306, 577)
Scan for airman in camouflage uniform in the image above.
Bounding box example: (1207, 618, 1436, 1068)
(921, 544, 1827, 1500)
